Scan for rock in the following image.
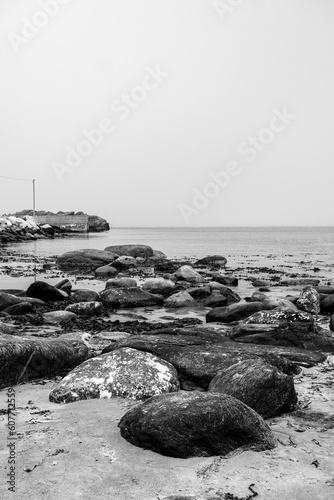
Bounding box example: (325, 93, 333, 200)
(87, 214, 110, 232)
(54, 279, 72, 294)
(0, 292, 44, 312)
(142, 278, 175, 296)
(320, 294, 334, 314)
(105, 278, 137, 289)
(252, 279, 270, 287)
(118, 392, 276, 458)
(151, 250, 167, 261)
(111, 256, 137, 270)
(202, 295, 228, 308)
(209, 273, 238, 286)
(104, 244, 153, 259)
(49, 347, 179, 403)
(219, 286, 241, 305)
(65, 301, 102, 317)
(0, 322, 18, 335)
(259, 287, 270, 292)
(250, 292, 268, 302)
(72, 289, 99, 303)
(94, 265, 118, 278)
(314, 286, 334, 295)
(56, 249, 118, 272)
(296, 286, 320, 314)
(244, 310, 315, 327)
(182, 286, 211, 301)
(165, 292, 198, 308)
(262, 298, 298, 312)
(280, 278, 320, 286)
(206, 302, 265, 323)
(99, 287, 163, 308)
(330, 316, 334, 332)
(2, 302, 33, 315)
(0, 334, 89, 389)
(26, 281, 68, 302)
(195, 255, 227, 268)
(44, 311, 77, 324)
(208, 359, 297, 418)
(174, 265, 203, 283)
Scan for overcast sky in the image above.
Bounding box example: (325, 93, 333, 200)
(1, 0, 334, 227)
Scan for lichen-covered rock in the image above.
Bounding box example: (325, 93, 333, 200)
(118, 392, 276, 458)
(104, 244, 154, 259)
(208, 359, 297, 418)
(165, 291, 198, 308)
(0, 334, 89, 388)
(72, 289, 99, 303)
(244, 310, 315, 327)
(49, 347, 179, 403)
(195, 255, 227, 268)
(296, 286, 321, 314)
(142, 278, 175, 296)
(65, 301, 102, 317)
(111, 256, 137, 270)
(174, 265, 203, 283)
(99, 287, 163, 308)
(206, 302, 265, 323)
(105, 278, 138, 289)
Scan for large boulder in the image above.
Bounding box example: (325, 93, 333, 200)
(206, 302, 265, 323)
(262, 298, 298, 312)
(2, 302, 33, 315)
(104, 244, 153, 259)
(118, 392, 276, 458)
(142, 278, 175, 296)
(26, 281, 68, 302)
(56, 249, 118, 272)
(0, 334, 89, 389)
(202, 295, 228, 308)
(296, 286, 320, 314)
(320, 294, 334, 314)
(195, 255, 227, 268)
(94, 265, 118, 278)
(244, 310, 315, 328)
(65, 301, 102, 317)
(165, 291, 198, 308)
(208, 359, 297, 418)
(99, 287, 163, 308)
(71, 289, 99, 303)
(0, 292, 44, 311)
(174, 265, 203, 283)
(49, 347, 179, 403)
(44, 311, 77, 324)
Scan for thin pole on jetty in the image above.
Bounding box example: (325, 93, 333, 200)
(0, 175, 36, 215)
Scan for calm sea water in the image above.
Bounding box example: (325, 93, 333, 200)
(4, 226, 334, 263)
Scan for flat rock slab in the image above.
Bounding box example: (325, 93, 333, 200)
(206, 302, 265, 323)
(0, 334, 89, 389)
(118, 392, 276, 458)
(99, 287, 163, 308)
(49, 347, 179, 403)
(209, 358, 297, 418)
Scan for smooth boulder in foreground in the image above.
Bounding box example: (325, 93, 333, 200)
(118, 392, 276, 458)
(208, 358, 297, 418)
(49, 347, 179, 403)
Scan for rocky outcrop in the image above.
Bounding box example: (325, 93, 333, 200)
(49, 347, 179, 403)
(104, 244, 153, 259)
(0, 215, 53, 243)
(118, 392, 276, 458)
(56, 249, 118, 272)
(13, 210, 110, 233)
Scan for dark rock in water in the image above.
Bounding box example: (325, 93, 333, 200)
(314, 286, 334, 295)
(104, 244, 153, 259)
(208, 359, 297, 418)
(111, 256, 137, 270)
(65, 301, 102, 317)
(26, 281, 67, 302)
(118, 392, 276, 458)
(259, 287, 270, 292)
(175, 265, 203, 283)
(142, 278, 175, 296)
(54, 279, 72, 294)
(94, 265, 118, 278)
(320, 294, 334, 314)
(105, 278, 138, 289)
(186, 286, 211, 300)
(165, 291, 198, 308)
(296, 286, 320, 315)
(209, 273, 238, 286)
(0, 334, 89, 389)
(219, 286, 241, 305)
(56, 249, 118, 272)
(3, 302, 33, 315)
(99, 287, 163, 308)
(102, 338, 301, 390)
(245, 310, 315, 327)
(49, 347, 179, 403)
(72, 289, 99, 303)
(87, 214, 110, 232)
(280, 278, 320, 286)
(202, 294, 228, 308)
(195, 255, 227, 268)
(206, 302, 264, 323)
(252, 279, 270, 287)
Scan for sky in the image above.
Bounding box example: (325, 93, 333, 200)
(1, 0, 334, 227)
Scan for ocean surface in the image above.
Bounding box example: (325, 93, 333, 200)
(4, 226, 334, 264)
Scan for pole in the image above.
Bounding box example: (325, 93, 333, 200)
(32, 179, 36, 217)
